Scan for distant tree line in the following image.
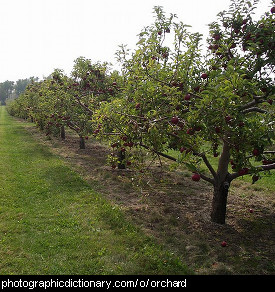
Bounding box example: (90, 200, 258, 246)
(0, 77, 38, 105)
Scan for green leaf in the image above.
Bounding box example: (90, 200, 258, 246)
(185, 163, 197, 172)
(137, 38, 146, 45)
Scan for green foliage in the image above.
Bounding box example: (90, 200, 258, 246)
(7, 0, 275, 193)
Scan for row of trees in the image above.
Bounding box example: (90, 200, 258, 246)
(0, 77, 38, 105)
(7, 0, 275, 224)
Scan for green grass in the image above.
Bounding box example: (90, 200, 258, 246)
(0, 106, 191, 275)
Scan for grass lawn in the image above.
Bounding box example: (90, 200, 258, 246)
(0, 106, 191, 275)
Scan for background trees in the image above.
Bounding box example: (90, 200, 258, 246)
(0, 77, 37, 105)
(0, 80, 14, 104)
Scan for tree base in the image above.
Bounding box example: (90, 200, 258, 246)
(211, 183, 229, 224)
(79, 136, 85, 149)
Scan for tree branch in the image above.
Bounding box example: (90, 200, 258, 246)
(66, 121, 80, 133)
(112, 111, 148, 120)
(139, 143, 177, 162)
(242, 107, 268, 114)
(229, 163, 275, 181)
(139, 143, 215, 184)
(75, 96, 93, 115)
(241, 96, 265, 111)
(196, 152, 217, 179)
(199, 173, 215, 184)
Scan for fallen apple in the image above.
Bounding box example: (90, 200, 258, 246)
(221, 241, 227, 247)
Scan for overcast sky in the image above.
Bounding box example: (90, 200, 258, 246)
(0, 0, 272, 82)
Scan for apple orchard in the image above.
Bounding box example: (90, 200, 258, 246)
(8, 0, 275, 224)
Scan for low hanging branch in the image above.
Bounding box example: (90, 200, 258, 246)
(240, 95, 265, 111)
(229, 163, 275, 181)
(242, 107, 268, 114)
(74, 95, 93, 115)
(139, 143, 215, 184)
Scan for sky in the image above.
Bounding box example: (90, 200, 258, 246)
(0, 0, 273, 82)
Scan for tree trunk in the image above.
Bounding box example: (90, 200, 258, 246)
(79, 136, 85, 149)
(211, 181, 230, 224)
(118, 150, 126, 169)
(60, 125, 65, 139)
(211, 140, 231, 224)
(39, 120, 44, 131)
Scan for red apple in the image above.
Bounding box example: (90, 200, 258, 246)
(135, 103, 141, 109)
(187, 128, 195, 135)
(271, 7, 275, 13)
(238, 168, 249, 176)
(212, 33, 221, 41)
(127, 141, 134, 147)
(191, 173, 201, 181)
(213, 44, 219, 50)
(252, 149, 260, 156)
(225, 115, 232, 123)
(171, 116, 179, 124)
(180, 147, 186, 153)
(184, 94, 191, 101)
(194, 86, 200, 92)
(221, 241, 227, 247)
(201, 73, 208, 79)
(215, 126, 221, 134)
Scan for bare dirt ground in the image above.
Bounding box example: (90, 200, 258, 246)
(25, 123, 275, 275)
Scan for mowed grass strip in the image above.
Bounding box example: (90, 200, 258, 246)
(0, 106, 191, 275)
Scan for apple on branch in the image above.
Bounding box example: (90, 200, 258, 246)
(171, 116, 179, 125)
(191, 173, 201, 181)
(201, 73, 208, 79)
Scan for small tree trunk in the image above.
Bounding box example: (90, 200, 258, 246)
(211, 181, 230, 224)
(60, 125, 65, 139)
(211, 140, 231, 224)
(79, 136, 85, 149)
(39, 121, 44, 131)
(118, 150, 126, 169)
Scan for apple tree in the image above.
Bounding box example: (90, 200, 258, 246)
(66, 57, 121, 149)
(95, 2, 274, 224)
